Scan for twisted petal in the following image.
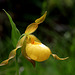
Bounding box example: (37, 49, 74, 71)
(35, 11, 47, 24)
(0, 48, 17, 66)
(0, 59, 9, 66)
(25, 11, 47, 34)
(52, 54, 69, 60)
(25, 23, 39, 34)
(0, 35, 26, 66)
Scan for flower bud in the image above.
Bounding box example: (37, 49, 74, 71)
(26, 42, 51, 62)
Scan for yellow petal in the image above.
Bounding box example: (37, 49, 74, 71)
(52, 54, 69, 60)
(0, 35, 26, 66)
(35, 11, 47, 24)
(25, 23, 39, 34)
(26, 42, 51, 62)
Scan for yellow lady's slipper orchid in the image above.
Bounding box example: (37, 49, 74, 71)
(0, 11, 68, 67)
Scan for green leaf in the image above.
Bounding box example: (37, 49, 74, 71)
(3, 9, 21, 48)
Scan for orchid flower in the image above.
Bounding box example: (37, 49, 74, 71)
(0, 10, 68, 67)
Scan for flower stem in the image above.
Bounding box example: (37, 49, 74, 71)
(15, 58, 19, 75)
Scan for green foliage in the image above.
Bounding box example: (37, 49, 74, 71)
(0, 0, 75, 75)
(3, 9, 21, 48)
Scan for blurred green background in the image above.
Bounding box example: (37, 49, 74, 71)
(0, 0, 75, 75)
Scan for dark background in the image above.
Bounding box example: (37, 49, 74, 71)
(0, 0, 75, 75)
